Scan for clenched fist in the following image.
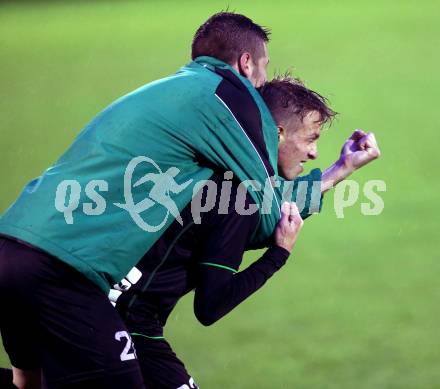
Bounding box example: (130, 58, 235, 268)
(274, 202, 304, 252)
(340, 129, 381, 172)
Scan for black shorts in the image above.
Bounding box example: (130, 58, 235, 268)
(131, 334, 199, 389)
(0, 237, 145, 389)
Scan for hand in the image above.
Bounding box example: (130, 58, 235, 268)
(339, 129, 381, 172)
(274, 202, 304, 253)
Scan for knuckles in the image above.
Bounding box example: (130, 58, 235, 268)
(369, 147, 381, 159)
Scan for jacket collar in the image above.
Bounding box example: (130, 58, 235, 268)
(193, 56, 255, 90)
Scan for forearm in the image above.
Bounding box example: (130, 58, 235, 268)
(321, 159, 353, 193)
(194, 246, 290, 326)
(322, 130, 381, 193)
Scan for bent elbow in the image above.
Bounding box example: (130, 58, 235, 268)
(195, 311, 217, 327)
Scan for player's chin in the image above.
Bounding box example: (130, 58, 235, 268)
(293, 163, 304, 177)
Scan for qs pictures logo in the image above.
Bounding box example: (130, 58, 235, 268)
(55, 156, 193, 232)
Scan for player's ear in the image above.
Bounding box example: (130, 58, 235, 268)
(277, 125, 285, 143)
(237, 52, 253, 79)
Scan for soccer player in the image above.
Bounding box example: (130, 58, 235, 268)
(0, 12, 323, 389)
(112, 77, 381, 388)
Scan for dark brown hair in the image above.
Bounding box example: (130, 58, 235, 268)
(258, 75, 337, 127)
(191, 12, 270, 64)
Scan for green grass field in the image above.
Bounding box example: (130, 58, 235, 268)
(1, 1, 439, 388)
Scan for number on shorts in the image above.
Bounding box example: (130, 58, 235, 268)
(115, 331, 136, 361)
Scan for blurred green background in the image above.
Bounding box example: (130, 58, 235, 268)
(1, 1, 439, 388)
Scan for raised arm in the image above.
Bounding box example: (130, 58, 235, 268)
(321, 130, 381, 193)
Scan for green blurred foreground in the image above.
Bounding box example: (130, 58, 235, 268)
(1, 1, 439, 388)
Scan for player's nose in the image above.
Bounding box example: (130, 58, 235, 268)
(308, 149, 318, 160)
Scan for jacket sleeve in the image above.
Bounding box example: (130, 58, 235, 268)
(194, 246, 290, 326)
